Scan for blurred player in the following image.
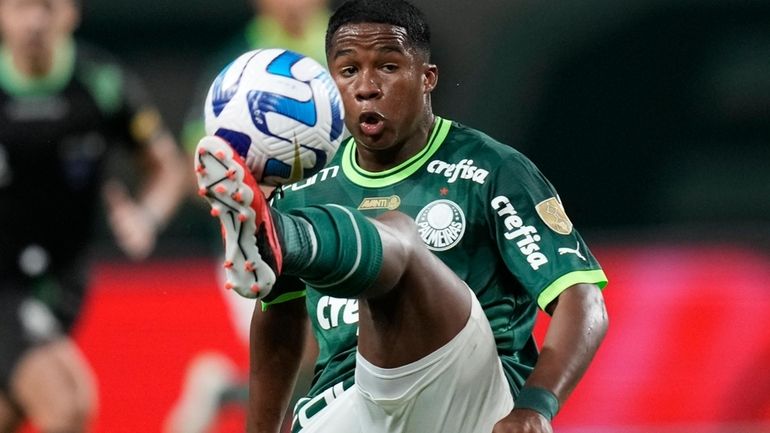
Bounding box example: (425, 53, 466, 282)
(164, 1, 331, 433)
(0, 0, 188, 432)
(195, 0, 610, 432)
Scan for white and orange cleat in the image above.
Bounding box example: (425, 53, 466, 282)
(194, 136, 283, 299)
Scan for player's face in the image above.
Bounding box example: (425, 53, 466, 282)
(328, 22, 437, 163)
(0, 0, 78, 75)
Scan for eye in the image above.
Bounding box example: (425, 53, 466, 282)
(381, 64, 398, 73)
(338, 66, 357, 78)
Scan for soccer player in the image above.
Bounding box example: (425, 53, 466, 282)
(0, 0, 187, 432)
(195, 0, 609, 432)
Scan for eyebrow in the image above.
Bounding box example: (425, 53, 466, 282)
(332, 44, 406, 60)
(332, 48, 354, 60)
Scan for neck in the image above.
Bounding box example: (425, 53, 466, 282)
(357, 112, 436, 172)
(279, 14, 309, 38)
(12, 51, 54, 78)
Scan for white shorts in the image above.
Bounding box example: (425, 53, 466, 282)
(296, 290, 513, 433)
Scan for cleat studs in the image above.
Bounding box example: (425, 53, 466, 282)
(197, 147, 206, 155)
(232, 191, 243, 202)
(214, 185, 227, 194)
(223, 260, 233, 269)
(245, 261, 255, 272)
(197, 187, 207, 197)
(210, 207, 220, 217)
(195, 164, 206, 174)
(250, 283, 260, 294)
(224, 281, 234, 290)
(238, 213, 248, 222)
(226, 169, 236, 180)
(215, 150, 226, 159)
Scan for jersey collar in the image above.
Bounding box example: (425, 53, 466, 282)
(341, 116, 452, 188)
(0, 38, 76, 97)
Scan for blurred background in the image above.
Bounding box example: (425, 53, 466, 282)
(48, 0, 770, 431)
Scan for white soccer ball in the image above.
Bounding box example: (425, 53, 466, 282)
(204, 48, 345, 186)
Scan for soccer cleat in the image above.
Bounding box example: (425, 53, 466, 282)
(194, 136, 283, 299)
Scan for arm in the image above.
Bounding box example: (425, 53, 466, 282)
(103, 131, 188, 260)
(132, 131, 189, 228)
(248, 296, 308, 433)
(493, 282, 609, 433)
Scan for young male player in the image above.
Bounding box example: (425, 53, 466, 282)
(195, 1, 609, 432)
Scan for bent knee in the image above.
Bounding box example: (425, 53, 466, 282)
(375, 211, 422, 250)
(376, 210, 417, 230)
(12, 345, 96, 433)
(16, 381, 93, 433)
(30, 401, 91, 433)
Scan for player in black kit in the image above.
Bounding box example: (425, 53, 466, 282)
(0, 0, 187, 432)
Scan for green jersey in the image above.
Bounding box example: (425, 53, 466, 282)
(273, 116, 607, 405)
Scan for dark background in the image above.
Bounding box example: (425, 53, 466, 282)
(76, 0, 770, 250)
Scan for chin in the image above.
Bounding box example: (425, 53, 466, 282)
(353, 133, 386, 150)
(354, 134, 376, 147)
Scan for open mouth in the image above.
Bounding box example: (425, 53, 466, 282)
(358, 112, 385, 136)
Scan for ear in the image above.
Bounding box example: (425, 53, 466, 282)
(423, 63, 438, 93)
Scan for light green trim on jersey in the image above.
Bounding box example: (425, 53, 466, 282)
(0, 38, 75, 96)
(342, 116, 451, 188)
(81, 62, 123, 115)
(537, 269, 608, 311)
(260, 290, 307, 311)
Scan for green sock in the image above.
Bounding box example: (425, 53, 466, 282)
(271, 205, 383, 298)
(270, 207, 316, 273)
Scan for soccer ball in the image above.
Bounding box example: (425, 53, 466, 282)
(204, 48, 345, 186)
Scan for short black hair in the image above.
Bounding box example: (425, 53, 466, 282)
(326, 0, 431, 58)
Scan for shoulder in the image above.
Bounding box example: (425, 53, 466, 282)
(72, 40, 134, 113)
(273, 138, 349, 208)
(445, 120, 540, 174)
(73, 41, 130, 80)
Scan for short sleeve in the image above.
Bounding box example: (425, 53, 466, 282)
(483, 151, 607, 310)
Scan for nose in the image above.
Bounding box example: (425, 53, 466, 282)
(355, 73, 381, 101)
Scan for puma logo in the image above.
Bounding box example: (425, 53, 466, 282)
(558, 242, 586, 261)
